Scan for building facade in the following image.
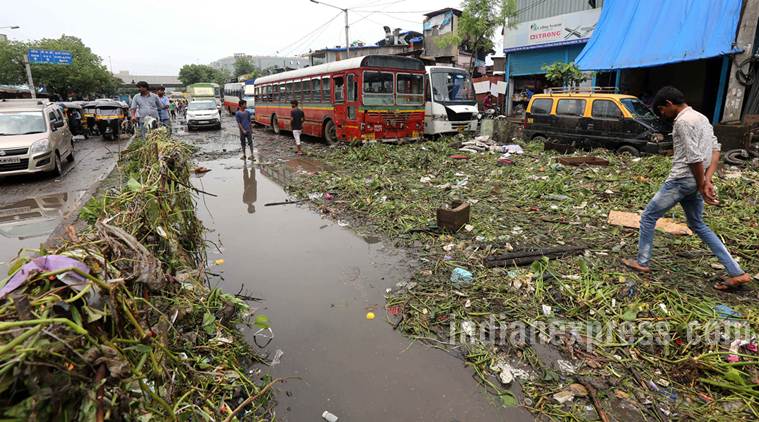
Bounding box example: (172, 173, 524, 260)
(210, 54, 310, 74)
(502, 0, 603, 114)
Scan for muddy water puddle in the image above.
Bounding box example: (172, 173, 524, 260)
(0, 190, 87, 274)
(188, 122, 531, 421)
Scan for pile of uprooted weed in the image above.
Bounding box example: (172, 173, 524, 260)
(0, 131, 276, 421)
(288, 139, 759, 420)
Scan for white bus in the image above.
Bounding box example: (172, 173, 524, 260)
(424, 66, 478, 136)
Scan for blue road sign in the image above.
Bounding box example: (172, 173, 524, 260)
(27, 49, 73, 65)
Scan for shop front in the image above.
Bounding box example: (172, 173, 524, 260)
(574, 0, 744, 124)
(503, 7, 601, 115)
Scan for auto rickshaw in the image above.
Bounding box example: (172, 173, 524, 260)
(57, 102, 88, 139)
(82, 101, 99, 136)
(94, 100, 125, 140)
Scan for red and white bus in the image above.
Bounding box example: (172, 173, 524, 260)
(223, 82, 243, 114)
(253, 55, 425, 143)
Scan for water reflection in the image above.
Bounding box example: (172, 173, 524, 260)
(242, 164, 257, 214)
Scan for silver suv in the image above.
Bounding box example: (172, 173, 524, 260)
(0, 99, 74, 177)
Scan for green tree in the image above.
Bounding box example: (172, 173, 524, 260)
(178, 64, 229, 87)
(542, 62, 588, 87)
(233, 56, 259, 80)
(437, 0, 517, 72)
(0, 35, 119, 98)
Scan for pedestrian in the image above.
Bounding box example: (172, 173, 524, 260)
(290, 99, 304, 155)
(235, 99, 254, 159)
(169, 100, 176, 120)
(622, 86, 751, 291)
(156, 86, 172, 134)
(129, 81, 164, 138)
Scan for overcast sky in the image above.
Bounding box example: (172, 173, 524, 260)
(1, 0, 501, 75)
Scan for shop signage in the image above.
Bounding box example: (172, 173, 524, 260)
(504, 8, 601, 53)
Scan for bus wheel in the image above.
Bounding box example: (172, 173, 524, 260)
(271, 115, 280, 134)
(324, 120, 338, 145)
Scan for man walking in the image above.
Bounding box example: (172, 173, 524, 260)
(129, 81, 163, 138)
(290, 100, 304, 155)
(156, 86, 171, 134)
(622, 86, 751, 291)
(235, 99, 254, 159)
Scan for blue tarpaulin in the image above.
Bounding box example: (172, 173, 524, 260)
(575, 0, 743, 70)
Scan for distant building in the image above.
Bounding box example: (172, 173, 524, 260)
(114, 71, 182, 90)
(307, 28, 423, 65)
(210, 54, 310, 74)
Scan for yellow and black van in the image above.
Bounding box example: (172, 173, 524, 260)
(523, 89, 672, 155)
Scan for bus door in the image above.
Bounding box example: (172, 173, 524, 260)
(345, 72, 360, 141)
(332, 74, 346, 140)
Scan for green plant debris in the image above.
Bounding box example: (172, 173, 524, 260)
(289, 139, 759, 420)
(0, 132, 275, 421)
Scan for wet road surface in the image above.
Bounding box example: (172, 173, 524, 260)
(0, 135, 130, 273)
(184, 117, 532, 421)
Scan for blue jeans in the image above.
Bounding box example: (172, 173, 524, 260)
(637, 178, 743, 276)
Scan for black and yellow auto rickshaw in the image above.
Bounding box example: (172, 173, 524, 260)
(82, 101, 98, 136)
(57, 102, 88, 139)
(94, 100, 125, 140)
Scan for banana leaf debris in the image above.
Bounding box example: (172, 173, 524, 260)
(0, 132, 276, 421)
(288, 139, 759, 420)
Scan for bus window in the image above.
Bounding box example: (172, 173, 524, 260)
(397, 74, 424, 105)
(363, 72, 394, 106)
(334, 76, 344, 103)
(322, 77, 330, 103)
(312, 79, 320, 103)
(347, 74, 357, 102)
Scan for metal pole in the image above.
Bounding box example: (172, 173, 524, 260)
(23, 53, 36, 99)
(344, 9, 350, 56)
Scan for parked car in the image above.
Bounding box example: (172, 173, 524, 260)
(186, 100, 221, 131)
(523, 89, 672, 155)
(0, 99, 74, 177)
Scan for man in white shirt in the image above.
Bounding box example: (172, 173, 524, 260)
(623, 86, 750, 291)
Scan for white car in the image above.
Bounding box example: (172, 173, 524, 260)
(186, 100, 221, 131)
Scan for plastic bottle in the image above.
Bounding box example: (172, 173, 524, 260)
(322, 411, 339, 422)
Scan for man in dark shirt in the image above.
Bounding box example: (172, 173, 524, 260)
(290, 100, 304, 155)
(235, 100, 254, 159)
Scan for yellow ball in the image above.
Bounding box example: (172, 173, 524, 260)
(366, 312, 376, 320)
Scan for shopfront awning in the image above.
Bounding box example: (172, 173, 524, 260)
(575, 0, 743, 71)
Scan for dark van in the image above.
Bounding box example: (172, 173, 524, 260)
(523, 90, 672, 155)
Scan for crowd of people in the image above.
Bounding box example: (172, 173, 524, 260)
(128, 81, 188, 137)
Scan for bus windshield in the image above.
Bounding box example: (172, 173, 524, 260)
(430, 70, 475, 104)
(363, 72, 394, 106)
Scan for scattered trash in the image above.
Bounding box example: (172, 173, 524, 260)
(323, 192, 335, 201)
(193, 166, 211, 174)
(264, 199, 307, 207)
(366, 311, 376, 320)
(543, 194, 570, 201)
(214, 258, 225, 266)
(436, 200, 470, 232)
(497, 156, 514, 166)
(464, 224, 474, 232)
(557, 156, 610, 167)
(541, 304, 552, 316)
(448, 154, 470, 160)
(270, 349, 284, 366)
(322, 410, 339, 422)
(607, 210, 693, 236)
(450, 267, 474, 285)
(485, 245, 586, 268)
(710, 262, 726, 270)
(461, 320, 476, 337)
(569, 383, 589, 397)
(556, 360, 576, 374)
(715, 304, 742, 319)
(337, 220, 350, 227)
(0, 255, 90, 300)
(553, 390, 575, 404)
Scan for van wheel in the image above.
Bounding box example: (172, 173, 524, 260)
(617, 145, 640, 156)
(67, 140, 75, 162)
(324, 120, 338, 145)
(52, 152, 63, 176)
(271, 115, 280, 134)
(532, 135, 547, 143)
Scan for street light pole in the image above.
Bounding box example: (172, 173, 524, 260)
(310, 0, 350, 56)
(0, 25, 20, 43)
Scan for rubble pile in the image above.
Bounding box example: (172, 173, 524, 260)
(291, 138, 759, 420)
(0, 132, 275, 421)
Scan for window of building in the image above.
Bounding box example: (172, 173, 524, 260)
(556, 99, 586, 116)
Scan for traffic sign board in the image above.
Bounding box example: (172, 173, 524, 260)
(27, 49, 73, 65)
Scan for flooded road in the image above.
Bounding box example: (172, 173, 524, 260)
(185, 118, 532, 421)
